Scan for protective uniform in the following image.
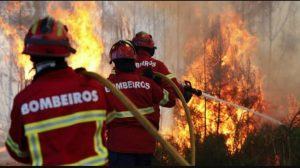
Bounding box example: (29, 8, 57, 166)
(132, 31, 185, 98)
(106, 40, 175, 166)
(5, 16, 108, 166)
(106, 70, 175, 153)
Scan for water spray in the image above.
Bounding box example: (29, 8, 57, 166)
(201, 92, 283, 125)
(181, 80, 283, 125)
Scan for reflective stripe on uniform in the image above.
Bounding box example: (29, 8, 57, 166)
(56, 22, 63, 36)
(159, 89, 170, 106)
(5, 135, 29, 158)
(24, 109, 107, 166)
(28, 133, 43, 166)
(111, 69, 116, 75)
(94, 121, 107, 155)
(31, 22, 39, 34)
(24, 110, 106, 135)
(64, 155, 108, 166)
(106, 107, 154, 124)
(165, 73, 176, 79)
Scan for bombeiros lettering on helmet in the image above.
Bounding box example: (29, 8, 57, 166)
(105, 81, 150, 92)
(21, 90, 99, 115)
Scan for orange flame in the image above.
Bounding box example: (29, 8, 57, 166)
(0, 2, 104, 82)
(47, 2, 104, 73)
(168, 12, 266, 154)
(0, 4, 32, 80)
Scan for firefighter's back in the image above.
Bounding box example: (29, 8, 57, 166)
(15, 67, 108, 165)
(105, 39, 175, 167)
(106, 72, 161, 154)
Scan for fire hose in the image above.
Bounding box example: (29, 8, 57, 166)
(200, 92, 283, 125)
(80, 71, 191, 166)
(154, 72, 196, 165)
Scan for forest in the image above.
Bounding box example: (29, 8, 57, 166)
(0, 1, 299, 166)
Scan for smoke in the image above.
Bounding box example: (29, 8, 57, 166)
(144, 1, 300, 121)
(112, 1, 300, 124)
(248, 2, 300, 119)
(0, 1, 300, 139)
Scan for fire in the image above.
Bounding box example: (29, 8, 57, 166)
(169, 12, 266, 154)
(0, 2, 103, 82)
(0, 3, 33, 80)
(47, 2, 103, 73)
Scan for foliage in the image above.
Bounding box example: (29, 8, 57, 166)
(155, 121, 300, 166)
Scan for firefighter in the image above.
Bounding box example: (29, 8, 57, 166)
(5, 16, 109, 166)
(132, 31, 193, 102)
(105, 40, 176, 167)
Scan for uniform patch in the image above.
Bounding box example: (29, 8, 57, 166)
(135, 61, 156, 68)
(105, 81, 150, 92)
(21, 90, 99, 115)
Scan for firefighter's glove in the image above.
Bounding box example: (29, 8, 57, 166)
(142, 68, 162, 84)
(183, 88, 193, 103)
(75, 67, 87, 74)
(142, 67, 154, 79)
(153, 76, 162, 84)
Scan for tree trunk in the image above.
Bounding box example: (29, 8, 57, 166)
(176, 2, 180, 75)
(162, 3, 167, 61)
(216, 17, 223, 135)
(152, 1, 155, 36)
(133, 2, 136, 34)
(268, 2, 273, 74)
(203, 43, 207, 138)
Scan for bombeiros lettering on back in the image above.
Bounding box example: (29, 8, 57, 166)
(135, 61, 156, 68)
(21, 90, 99, 115)
(105, 81, 150, 92)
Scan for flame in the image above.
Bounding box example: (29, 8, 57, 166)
(168, 12, 266, 154)
(47, 2, 103, 72)
(0, 2, 103, 82)
(0, 2, 33, 80)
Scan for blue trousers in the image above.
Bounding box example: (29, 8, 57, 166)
(108, 151, 153, 167)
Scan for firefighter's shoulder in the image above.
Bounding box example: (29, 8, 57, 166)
(150, 57, 167, 68)
(138, 75, 157, 87)
(74, 68, 107, 89)
(14, 81, 36, 106)
(149, 57, 171, 75)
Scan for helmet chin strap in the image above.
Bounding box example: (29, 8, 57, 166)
(35, 61, 57, 74)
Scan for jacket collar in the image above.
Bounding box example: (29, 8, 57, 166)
(33, 66, 76, 82)
(112, 68, 137, 75)
(137, 50, 151, 59)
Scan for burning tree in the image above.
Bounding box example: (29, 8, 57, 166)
(168, 11, 267, 156)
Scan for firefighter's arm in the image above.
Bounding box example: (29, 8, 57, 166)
(102, 86, 115, 147)
(156, 62, 196, 103)
(150, 80, 176, 108)
(142, 66, 178, 101)
(5, 98, 30, 164)
(157, 62, 185, 96)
